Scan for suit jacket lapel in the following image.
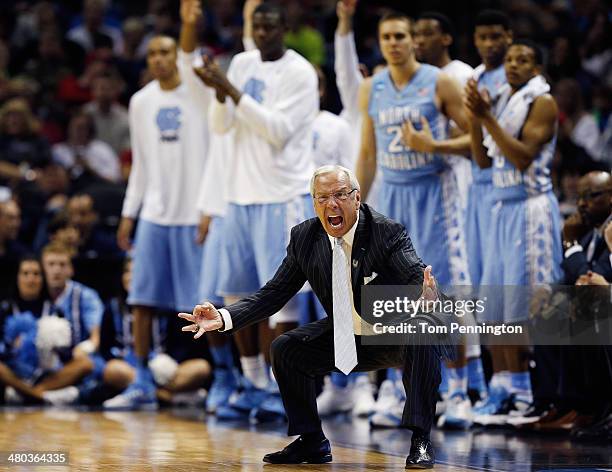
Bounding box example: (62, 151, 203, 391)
(315, 224, 333, 297)
(351, 206, 369, 289)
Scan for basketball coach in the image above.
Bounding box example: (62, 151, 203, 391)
(179, 165, 456, 469)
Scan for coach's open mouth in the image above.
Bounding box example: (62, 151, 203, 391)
(328, 215, 344, 228)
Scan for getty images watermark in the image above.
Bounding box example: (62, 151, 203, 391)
(370, 296, 523, 336)
(359, 285, 612, 346)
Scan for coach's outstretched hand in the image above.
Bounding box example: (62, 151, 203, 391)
(179, 302, 223, 338)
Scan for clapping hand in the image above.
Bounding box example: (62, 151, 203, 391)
(401, 116, 435, 153)
(194, 55, 233, 102)
(576, 271, 609, 286)
(464, 78, 491, 120)
(178, 302, 224, 339)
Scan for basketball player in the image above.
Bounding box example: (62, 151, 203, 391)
(466, 40, 563, 425)
(413, 11, 488, 429)
(106, 0, 212, 410)
(194, 2, 318, 421)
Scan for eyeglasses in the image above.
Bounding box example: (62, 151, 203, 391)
(314, 189, 357, 204)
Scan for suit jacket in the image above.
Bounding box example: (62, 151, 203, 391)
(562, 229, 612, 284)
(224, 204, 427, 341)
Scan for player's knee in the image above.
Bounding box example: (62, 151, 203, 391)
(103, 360, 135, 389)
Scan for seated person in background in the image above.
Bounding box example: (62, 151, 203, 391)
(42, 241, 103, 358)
(36, 196, 124, 301)
(1, 255, 55, 404)
(45, 211, 80, 253)
(544, 171, 612, 438)
(0, 200, 29, 300)
(67, 193, 125, 301)
(52, 112, 122, 186)
(67, 193, 123, 260)
(102, 259, 211, 409)
(0, 256, 94, 405)
(562, 171, 612, 283)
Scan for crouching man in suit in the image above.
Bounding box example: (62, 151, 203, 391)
(179, 165, 455, 469)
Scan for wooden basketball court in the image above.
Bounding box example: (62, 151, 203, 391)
(0, 408, 610, 471)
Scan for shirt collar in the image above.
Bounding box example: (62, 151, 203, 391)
(54, 280, 73, 306)
(328, 210, 359, 248)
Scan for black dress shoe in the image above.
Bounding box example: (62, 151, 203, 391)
(405, 436, 435, 469)
(572, 413, 612, 441)
(262, 436, 332, 464)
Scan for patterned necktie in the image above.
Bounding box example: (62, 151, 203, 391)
(332, 237, 358, 375)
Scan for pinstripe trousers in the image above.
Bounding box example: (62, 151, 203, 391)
(270, 325, 441, 436)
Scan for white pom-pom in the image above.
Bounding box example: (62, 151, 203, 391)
(36, 316, 72, 370)
(148, 353, 179, 387)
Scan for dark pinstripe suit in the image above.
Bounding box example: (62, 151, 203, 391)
(224, 203, 450, 435)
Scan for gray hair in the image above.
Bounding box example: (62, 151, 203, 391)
(309, 165, 361, 196)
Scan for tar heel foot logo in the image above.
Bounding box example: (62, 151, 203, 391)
(156, 107, 182, 142)
(243, 78, 266, 103)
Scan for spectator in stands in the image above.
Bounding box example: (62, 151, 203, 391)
(121, 17, 148, 62)
(83, 72, 130, 156)
(52, 111, 122, 185)
(0, 256, 54, 404)
(563, 171, 612, 282)
(45, 211, 80, 253)
(0, 98, 57, 243)
(0, 255, 97, 406)
(539, 171, 612, 437)
(0, 200, 28, 300)
(0, 98, 51, 182)
(66, 0, 123, 55)
(66, 193, 124, 300)
(554, 78, 603, 162)
(116, 18, 148, 100)
(67, 194, 116, 255)
(42, 241, 103, 359)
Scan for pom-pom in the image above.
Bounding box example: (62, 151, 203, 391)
(36, 316, 72, 371)
(4, 312, 38, 344)
(148, 353, 179, 387)
(9, 333, 39, 380)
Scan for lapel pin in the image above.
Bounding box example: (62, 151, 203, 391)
(352, 259, 358, 267)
